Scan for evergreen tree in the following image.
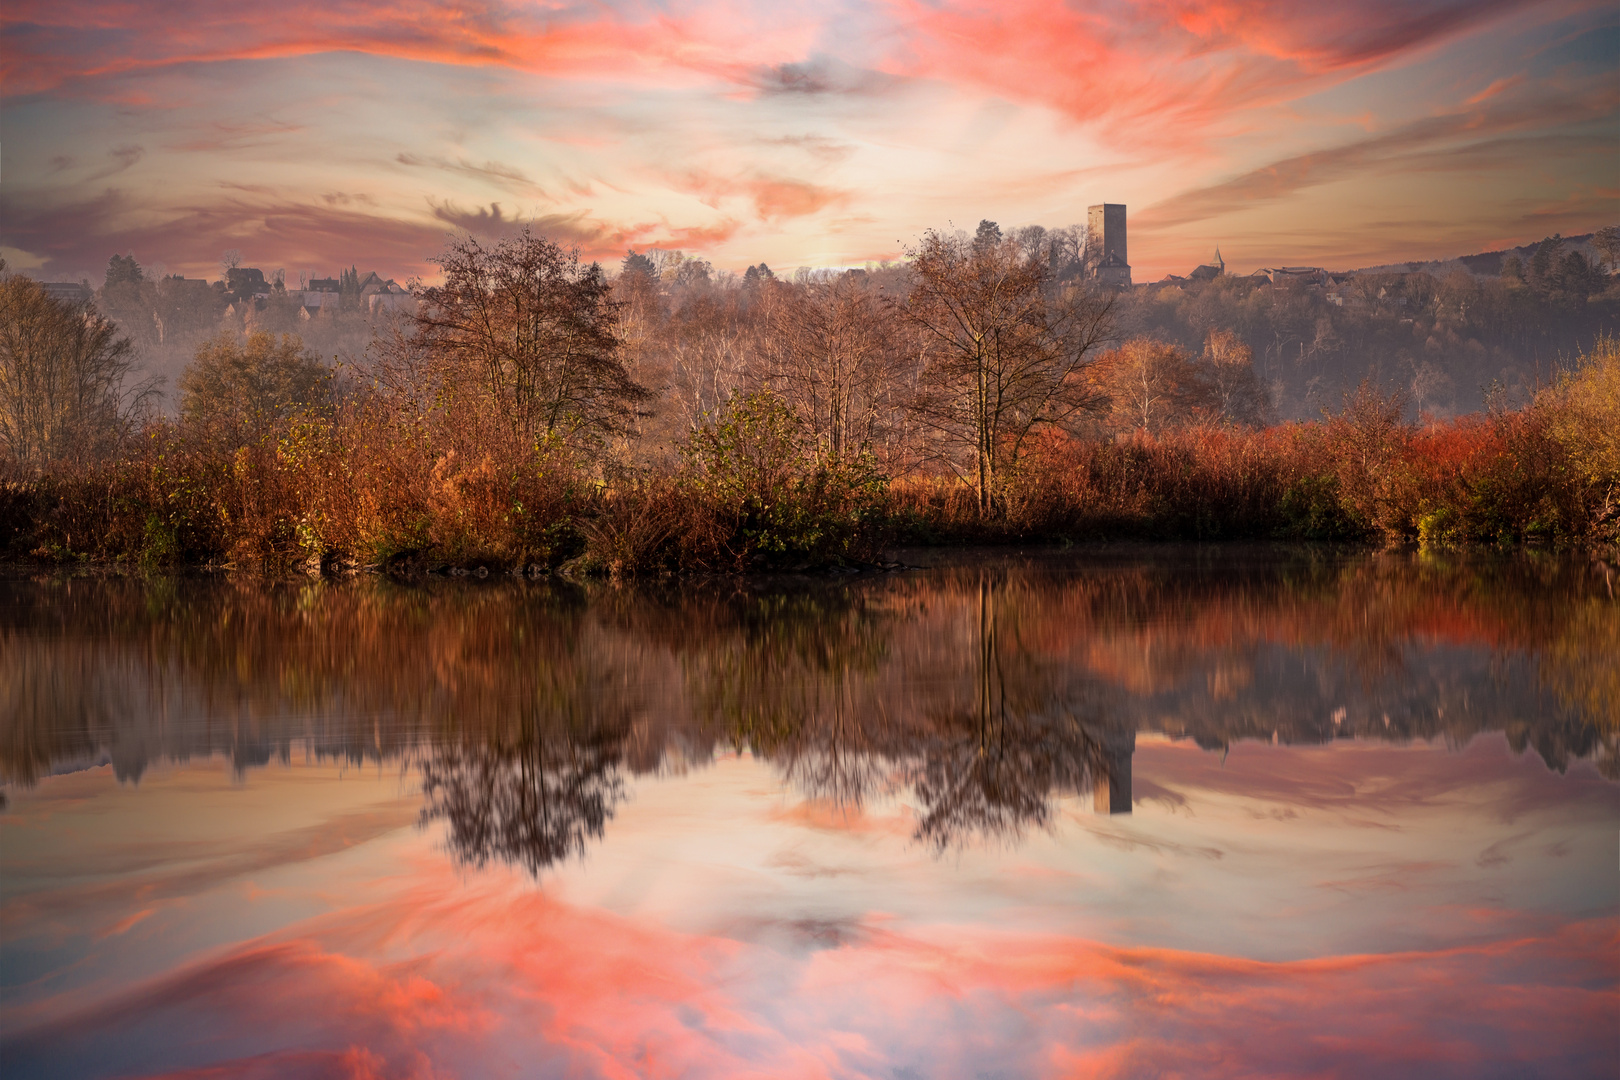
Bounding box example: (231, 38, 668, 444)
(104, 254, 144, 291)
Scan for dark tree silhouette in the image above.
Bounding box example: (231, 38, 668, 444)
(419, 716, 630, 875)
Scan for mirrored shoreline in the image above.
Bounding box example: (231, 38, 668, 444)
(5, 548, 1615, 870)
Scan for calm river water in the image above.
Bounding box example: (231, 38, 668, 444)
(1, 548, 1616, 1079)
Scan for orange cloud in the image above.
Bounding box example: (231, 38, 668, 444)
(2, 0, 1614, 278)
(0, 0, 812, 99)
(874, 0, 1566, 149)
(676, 171, 851, 221)
(1135, 75, 1620, 231)
(6, 0, 1575, 144)
(6, 861, 1615, 1078)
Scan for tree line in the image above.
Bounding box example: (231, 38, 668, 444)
(2, 221, 1618, 570)
(7, 223, 1244, 507)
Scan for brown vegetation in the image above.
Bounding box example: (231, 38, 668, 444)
(3, 229, 1618, 573)
(901, 223, 1113, 513)
(0, 275, 153, 466)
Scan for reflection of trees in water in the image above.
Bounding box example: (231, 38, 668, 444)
(907, 580, 1133, 848)
(420, 717, 628, 874)
(675, 590, 897, 809)
(411, 604, 672, 874)
(678, 575, 1134, 849)
(3, 551, 1616, 873)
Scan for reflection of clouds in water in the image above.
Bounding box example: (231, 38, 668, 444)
(1, 799, 420, 935)
(1139, 737, 1618, 826)
(2, 733, 1615, 1077)
(5, 866, 1613, 1080)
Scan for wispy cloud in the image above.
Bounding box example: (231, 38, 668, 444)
(397, 152, 541, 195)
(81, 143, 143, 182)
(1136, 76, 1620, 231)
(676, 170, 851, 220)
(0, 0, 1613, 278)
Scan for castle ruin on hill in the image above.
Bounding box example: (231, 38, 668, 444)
(1087, 203, 1131, 287)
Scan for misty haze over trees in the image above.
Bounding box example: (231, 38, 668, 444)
(1118, 228, 1619, 419)
(1, 219, 1618, 572)
(45, 221, 1620, 425)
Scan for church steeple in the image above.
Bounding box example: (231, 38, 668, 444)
(1214, 245, 1224, 270)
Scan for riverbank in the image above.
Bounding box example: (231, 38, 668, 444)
(4, 340, 1616, 575)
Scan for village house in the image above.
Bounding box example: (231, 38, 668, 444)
(38, 282, 95, 304)
(301, 270, 414, 315)
(1188, 248, 1225, 282)
(1258, 266, 1328, 286)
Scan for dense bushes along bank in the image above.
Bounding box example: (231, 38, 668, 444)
(4, 335, 1617, 574)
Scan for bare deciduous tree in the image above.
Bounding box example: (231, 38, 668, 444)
(662, 292, 752, 434)
(1409, 360, 1454, 419)
(1202, 329, 1273, 428)
(178, 331, 331, 440)
(0, 275, 150, 466)
(1091, 338, 1208, 435)
(756, 271, 913, 460)
(901, 227, 1113, 514)
(404, 228, 649, 451)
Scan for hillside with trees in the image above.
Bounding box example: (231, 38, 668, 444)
(1118, 230, 1619, 419)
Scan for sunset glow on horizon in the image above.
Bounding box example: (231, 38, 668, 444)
(2, 0, 1616, 284)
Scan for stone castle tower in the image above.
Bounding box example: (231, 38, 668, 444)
(1087, 203, 1130, 287)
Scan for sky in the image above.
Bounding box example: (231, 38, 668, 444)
(1, 0, 1616, 284)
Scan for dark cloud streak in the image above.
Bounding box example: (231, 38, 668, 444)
(1137, 79, 1620, 230)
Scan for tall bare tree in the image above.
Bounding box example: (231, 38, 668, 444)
(0, 275, 148, 466)
(1091, 338, 1212, 435)
(662, 291, 753, 434)
(405, 229, 648, 450)
(1201, 329, 1272, 428)
(756, 271, 912, 460)
(901, 227, 1113, 514)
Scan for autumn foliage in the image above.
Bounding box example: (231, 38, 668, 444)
(3, 231, 1618, 573)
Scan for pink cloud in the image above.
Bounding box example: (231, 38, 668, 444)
(2, 0, 1613, 278)
(675, 171, 852, 221)
(5, 0, 1578, 146)
(868, 0, 1568, 149)
(0, 0, 810, 99)
(6, 862, 1615, 1078)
